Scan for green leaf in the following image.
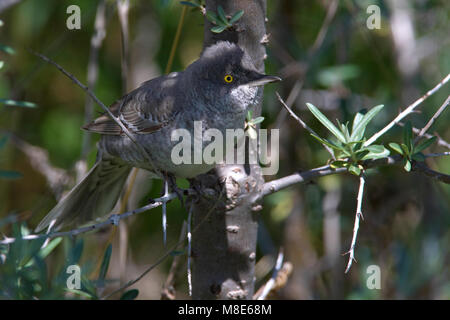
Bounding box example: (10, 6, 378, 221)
(306, 103, 346, 143)
(0, 61, 4, 70)
(217, 6, 228, 25)
(0, 44, 15, 55)
(414, 136, 436, 154)
(350, 105, 384, 141)
(251, 116, 265, 125)
(412, 152, 426, 162)
(120, 289, 139, 300)
(330, 160, 348, 169)
(206, 11, 219, 23)
(310, 133, 345, 151)
(0, 98, 37, 108)
(358, 145, 390, 160)
(97, 244, 112, 285)
(180, 1, 200, 7)
(0, 170, 22, 179)
(38, 237, 62, 260)
(229, 10, 244, 24)
(403, 121, 413, 152)
(348, 164, 361, 176)
(246, 110, 253, 121)
(400, 143, 411, 158)
(211, 25, 227, 33)
(404, 159, 412, 172)
(351, 112, 365, 139)
(388, 142, 403, 155)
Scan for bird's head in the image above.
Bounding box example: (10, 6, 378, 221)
(188, 41, 281, 110)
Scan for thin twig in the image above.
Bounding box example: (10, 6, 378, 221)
(276, 92, 335, 158)
(364, 73, 450, 146)
(256, 248, 284, 300)
(30, 51, 160, 177)
(398, 122, 450, 150)
(344, 174, 365, 273)
(415, 95, 450, 142)
(0, 192, 180, 244)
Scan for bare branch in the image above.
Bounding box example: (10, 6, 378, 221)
(416, 95, 450, 141)
(30, 51, 161, 178)
(344, 175, 365, 273)
(276, 92, 335, 159)
(364, 73, 450, 146)
(255, 248, 284, 300)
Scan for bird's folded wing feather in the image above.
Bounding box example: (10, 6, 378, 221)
(83, 76, 180, 135)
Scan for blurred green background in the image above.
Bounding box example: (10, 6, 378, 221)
(0, 0, 449, 299)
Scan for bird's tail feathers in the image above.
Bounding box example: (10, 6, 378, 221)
(35, 157, 132, 232)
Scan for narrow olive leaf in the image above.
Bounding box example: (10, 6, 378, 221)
(388, 142, 403, 155)
(180, 1, 200, 7)
(403, 121, 413, 151)
(0, 61, 4, 70)
(217, 6, 228, 25)
(0, 170, 23, 179)
(351, 105, 384, 141)
(0, 44, 15, 55)
(348, 164, 361, 176)
(351, 112, 365, 138)
(412, 153, 426, 162)
(211, 25, 227, 33)
(120, 289, 139, 300)
(246, 110, 253, 121)
(38, 237, 62, 260)
(400, 143, 411, 158)
(306, 103, 346, 143)
(251, 116, 265, 125)
(310, 133, 344, 151)
(229, 10, 244, 24)
(359, 145, 390, 160)
(414, 136, 437, 154)
(0, 98, 37, 108)
(404, 159, 412, 172)
(98, 244, 112, 283)
(206, 11, 219, 23)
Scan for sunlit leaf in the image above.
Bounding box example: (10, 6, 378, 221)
(388, 142, 403, 155)
(358, 144, 390, 160)
(306, 103, 346, 143)
(404, 159, 412, 172)
(351, 105, 384, 141)
(0, 98, 37, 108)
(211, 25, 227, 33)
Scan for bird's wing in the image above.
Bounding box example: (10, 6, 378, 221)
(83, 75, 180, 135)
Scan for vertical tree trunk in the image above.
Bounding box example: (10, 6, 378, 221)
(191, 0, 267, 300)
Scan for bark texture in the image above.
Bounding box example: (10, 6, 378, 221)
(191, 0, 267, 300)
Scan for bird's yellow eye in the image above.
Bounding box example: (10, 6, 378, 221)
(224, 74, 233, 83)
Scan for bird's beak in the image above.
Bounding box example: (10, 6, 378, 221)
(246, 74, 282, 87)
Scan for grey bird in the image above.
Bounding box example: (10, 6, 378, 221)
(35, 41, 281, 232)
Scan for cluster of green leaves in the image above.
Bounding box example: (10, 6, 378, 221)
(245, 110, 264, 140)
(306, 103, 389, 176)
(205, 6, 244, 33)
(0, 223, 138, 300)
(389, 121, 436, 172)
